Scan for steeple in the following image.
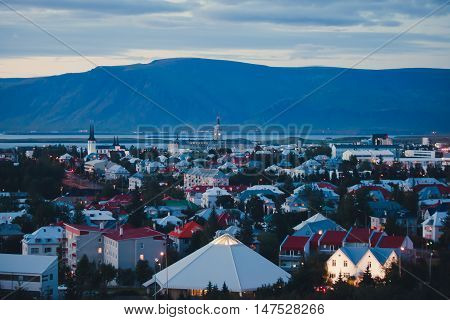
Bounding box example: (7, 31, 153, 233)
(216, 115, 220, 125)
(88, 122, 96, 141)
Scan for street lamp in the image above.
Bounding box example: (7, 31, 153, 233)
(399, 246, 405, 277)
(154, 258, 159, 300)
(429, 251, 433, 283)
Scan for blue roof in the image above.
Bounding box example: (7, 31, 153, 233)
(339, 247, 369, 265)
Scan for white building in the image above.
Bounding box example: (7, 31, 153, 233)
(129, 172, 145, 190)
(326, 247, 397, 283)
(404, 150, 435, 158)
(422, 210, 448, 242)
(201, 187, 231, 208)
(103, 226, 166, 270)
(22, 225, 65, 256)
(83, 209, 116, 225)
(0, 253, 58, 299)
(143, 234, 290, 298)
(87, 123, 97, 155)
(183, 168, 229, 189)
(342, 149, 394, 163)
(64, 224, 106, 271)
(84, 159, 107, 174)
(104, 164, 130, 180)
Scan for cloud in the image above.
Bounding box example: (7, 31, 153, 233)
(4, 0, 195, 15)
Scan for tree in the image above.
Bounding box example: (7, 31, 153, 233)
(72, 202, 85, 224)
(205, 208, 219, 239)
(221, 282, 230, 299)
(136, 260, 153, 285)
(238, 218, 254, 246)
(360, 265, 375, 287)
(215, 195, 235, 209)
(118, 269, 136, 286)
(246, 196, 265, 222)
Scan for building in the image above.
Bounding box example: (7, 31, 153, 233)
(342, 149, 394, 163)
(213, 115, 222, 141)
(292, 213, 345, 237)
(279, 235, 311, 271)
(64, 224, 107, 270)
(103, 226, 166, 270)
(104, 163, 130, 180)
(168, 221, 204, 254)
(372, 134, 393, 146)
(129, 172, 145, 190)
(422, 210, 448, 242)
(82, 209, 116, 226)
(0, 253, 58, 299)
(404, 149, 435, 158)
(183, 168, 229, 189)
(326, 247, 397, 283)
(143, 234, 290, 298)
(84, 159, 108, 174)
(330, 144, 399, 159)
(201, 187, 231, 208)
(22, 225, 64, 256)
(87, 123, 97, 155)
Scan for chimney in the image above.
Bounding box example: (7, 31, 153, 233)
(119, 227, 123, 236)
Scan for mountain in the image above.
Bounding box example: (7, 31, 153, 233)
(0, 58, 449, 134)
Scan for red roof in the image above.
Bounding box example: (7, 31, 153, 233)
(281, 235, 310, 252)
(217, 212, 235, 228)
(64, 223, 109, 235)
(319, 230, 346, 247)
(345, 227, 371, 243)
(377, 235, 406, 248)
(316, 182, 338, 192)
(168, 221, 203, 239)
(105, 226, 165, 241)
(413, 184, 450, 194)
(370, 231, 384, 247)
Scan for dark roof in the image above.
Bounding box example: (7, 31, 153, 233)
(319, 230, 346, 247)
(344, 227, 371, 243)
(377, 235, 406, 248)
(105, 226, 164, 241)
(281, 235, 310, 252)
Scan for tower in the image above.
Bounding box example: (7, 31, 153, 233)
(87, 122, 97, 155)
(213, 115, 222, 141)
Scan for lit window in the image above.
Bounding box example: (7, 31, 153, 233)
(344, 260, 348, 267)
(97, 247, 102, 254)
(140, 254, 144, 260)
(332, 260, 336, 267)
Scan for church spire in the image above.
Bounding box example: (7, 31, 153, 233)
(216, 115, 220, 125)
(88, 122, 96, 141)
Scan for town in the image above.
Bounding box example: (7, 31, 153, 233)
(0, 120, 449, 300)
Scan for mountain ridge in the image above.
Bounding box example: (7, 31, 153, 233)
(0, 57, 449, 134)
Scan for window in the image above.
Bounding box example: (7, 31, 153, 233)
(139, 254, 145, 261)
(140, 243, 144, 249)
(332, 259, 336, 267)
(44, 247, 52, 253)
(97, 247, 102, 254)
(98, 238, 102, 243)
(344, 273, 350, 278)
(343, 260, 348, 267)
(330, 273, 336, 279)
(50, 274, 53, 281)
(368, 261, 372, 268)
(31, 248, 39, 254)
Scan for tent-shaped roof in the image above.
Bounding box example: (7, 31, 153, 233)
(143, 234, 290, 292)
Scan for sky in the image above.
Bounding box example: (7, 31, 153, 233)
(0, 0, 449, 77)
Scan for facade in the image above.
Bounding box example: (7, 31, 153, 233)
(22, 225, 65, 256)
(84, 159, 108, 174)
(64, 224, 106, 270)
(422, 211, 448, 242)
(201, 187, 231, 208)
(342, 149, 394, 163)
(168, 221, 204, 254)
(326, 247, 397, 283)
(129, 172, 145, 190)
(104, 164, 130, 180)
(183, 168, 229, 189)
(103, 226, 166, 270)
(404, 149, 435, 158)
(279, 235, 311, 271)
(0, 253, 58, 299)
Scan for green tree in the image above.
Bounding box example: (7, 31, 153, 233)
(135, 260, 153, 285)
(360, 265, 375, 287)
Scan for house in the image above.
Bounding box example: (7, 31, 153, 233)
(103, 226, 166, 270)
(422, 210, 448, 242)
(375, 235, 414, 251)
(279, 235, 311, 271)
(368, 201, 416, 233)
(0, 253, 58, 299)
(104, 164, 130, 180)
(143, 234, 290, 298)
(317, 230, 347, 254)
(326, 247, 397, 283)
(292, 213, 345, 237)
(84, 159, 108, 174)
(64, 224, 109, 270)
(168, 221, 204, 254)
(58, 153, 73, 164)
(22, 225, 64, 256)
(183, 168, 229, 189)
(154, 214, 183, 228)
(342, 227, 379, 247)
(0, 209, 28, 224)
(82, 209, 116, 226)
(128, 172, 145, 190)
(201, 187, 231, 208)
(282, 195, 309, 213)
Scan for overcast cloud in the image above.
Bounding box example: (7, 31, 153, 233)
(0, 0, 449, 77)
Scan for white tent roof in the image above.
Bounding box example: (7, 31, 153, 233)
(143, 234, 290, 292)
